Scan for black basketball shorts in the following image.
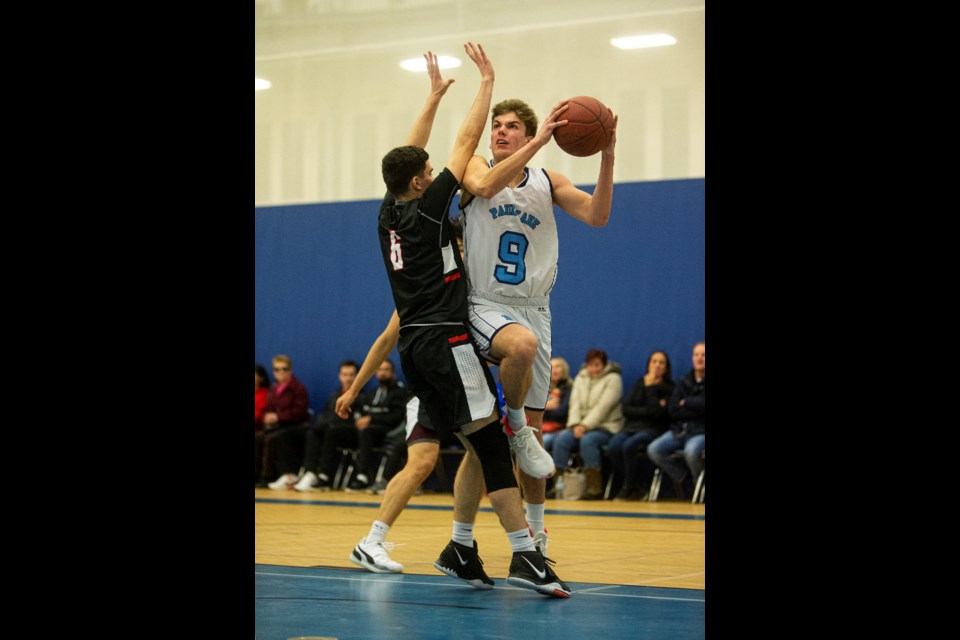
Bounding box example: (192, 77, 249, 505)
(398, 324, 499, 437)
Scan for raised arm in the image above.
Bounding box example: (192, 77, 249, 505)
(549, 112, 619, 228)
(405, 51, 456, 148)
(335, 310, 401, 418)
(444, 42, 495, 183)
(462, 100, 570, 199)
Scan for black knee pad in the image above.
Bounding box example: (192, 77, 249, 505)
(465, 420, 518, 493)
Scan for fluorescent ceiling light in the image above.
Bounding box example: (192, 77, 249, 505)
(400, 56, 462, 72)
(255, 78, 272, 91)
(610, 34, 677, 49)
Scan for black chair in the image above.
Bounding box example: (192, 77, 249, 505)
(649, 450, 705, 503)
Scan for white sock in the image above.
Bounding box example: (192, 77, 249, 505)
(367, 520, 390, 544)
(452, 521, 474, 547)
(507, 528, 537, 553)
(506, 406, 526, 432)
(525, 503, 545, 535)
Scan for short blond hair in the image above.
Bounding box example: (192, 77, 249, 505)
(272, 354, 292, 369)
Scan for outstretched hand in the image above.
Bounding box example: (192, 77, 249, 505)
(463, 42, 494, 82)
(424, 51, 455, 99)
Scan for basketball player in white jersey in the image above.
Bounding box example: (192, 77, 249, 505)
(457, 98, 618, 554)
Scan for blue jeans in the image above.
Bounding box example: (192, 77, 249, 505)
(542, 431, 560, 453)
(607, 430, 657, 491)
(551, 427, 613, 469)
(647, 431, 705, 483)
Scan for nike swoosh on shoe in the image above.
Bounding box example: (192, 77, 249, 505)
(522, 556, 548, 580)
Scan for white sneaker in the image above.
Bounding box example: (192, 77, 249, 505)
(294, 471, 319, 492)
(533, 531, 549, 557)
(508, 425, 556, 479)
(350, 537, 404, 573)
(267, 473, 298, 490)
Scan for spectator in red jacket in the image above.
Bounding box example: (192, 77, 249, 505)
(256, 355, 311, 487)
(255, 363, 270, 431)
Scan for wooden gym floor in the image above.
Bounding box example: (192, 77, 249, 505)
(255, 487, 705, 639)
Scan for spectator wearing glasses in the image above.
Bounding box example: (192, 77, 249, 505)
(256, 355, 311, 487)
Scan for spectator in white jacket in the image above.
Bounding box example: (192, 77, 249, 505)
(550, 349, 624, 500)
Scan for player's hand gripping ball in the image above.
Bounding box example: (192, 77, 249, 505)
(553, 96, 614, 157)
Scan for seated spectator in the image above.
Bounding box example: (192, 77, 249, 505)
(338, 359, 408, 491)
(647, 341, 705, 499)
(541, 356, 572, 453)
(608, 350, 675, 500)
(269, 360, 361, 490)
(255, 364, 270, 431)
(255, 363, 271, 484)
(257, 355, 311, 488)
(551, 349, 624, 500)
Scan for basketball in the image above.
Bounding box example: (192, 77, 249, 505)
(553, 96, 614, 157)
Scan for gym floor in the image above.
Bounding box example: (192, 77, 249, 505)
(255, 489, 705, 639)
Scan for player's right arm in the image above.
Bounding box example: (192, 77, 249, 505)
(444, 42, 495, 183)
(461, 101, 569, 200)
(335, 310, 401, 418)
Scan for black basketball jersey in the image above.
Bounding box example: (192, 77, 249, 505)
(378, 168, 467, 329)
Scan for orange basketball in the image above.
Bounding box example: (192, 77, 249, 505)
(553, 96, 614, 157)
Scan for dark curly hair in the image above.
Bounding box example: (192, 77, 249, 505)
(382, 145, 429, 197)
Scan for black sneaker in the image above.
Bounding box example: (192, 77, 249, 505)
(506, 549, 571, 597)
(433, 540, 494, 590)
(346, 477, 370, 492)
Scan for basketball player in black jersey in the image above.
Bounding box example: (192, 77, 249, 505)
(372, 43, 569, 598)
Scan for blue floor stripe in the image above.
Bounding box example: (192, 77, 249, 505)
(256, 496, 704, 520)
(256, 565, 705, 640)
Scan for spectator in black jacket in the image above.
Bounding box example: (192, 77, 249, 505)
(345, 359, 409, 491)
(608, 350, 675, 500)
(648, 342, 705, 499)
(290, 359, 408, 492)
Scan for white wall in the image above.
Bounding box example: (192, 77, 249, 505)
(255, 0, 705, 205)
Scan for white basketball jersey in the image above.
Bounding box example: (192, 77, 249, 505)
(461, 164, 558, 299)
